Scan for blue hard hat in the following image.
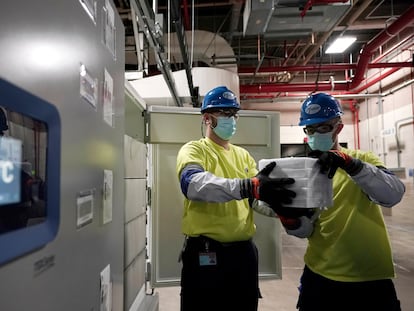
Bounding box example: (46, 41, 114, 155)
(201, 86, 240, 113)
(298, 93, 343, 126)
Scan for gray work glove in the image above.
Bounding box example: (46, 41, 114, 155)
(283, 216, 315, 238)
(279, 209, 322, 239)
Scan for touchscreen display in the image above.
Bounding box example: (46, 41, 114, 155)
(0, 106, 47, 234)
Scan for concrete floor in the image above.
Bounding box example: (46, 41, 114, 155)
(155, 179, 414, 310)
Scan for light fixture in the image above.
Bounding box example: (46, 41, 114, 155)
(326, 36, 357, 54)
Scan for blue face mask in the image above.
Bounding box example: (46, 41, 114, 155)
(307, 131, 334, 151)
(212, 116, 237, 140)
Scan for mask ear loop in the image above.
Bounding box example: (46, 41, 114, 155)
(200, 119, 205, 138)
(201, 114, 209, 138)
(201, 114, 218, 137)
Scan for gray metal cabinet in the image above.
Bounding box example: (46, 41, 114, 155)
(0, 1, 125, 310)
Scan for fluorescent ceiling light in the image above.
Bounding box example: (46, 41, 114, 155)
(326, 36, 357, 54)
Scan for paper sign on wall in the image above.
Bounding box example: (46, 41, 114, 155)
(103, 69, 114, 127)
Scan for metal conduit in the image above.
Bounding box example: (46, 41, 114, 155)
(240, 4, 414, 95)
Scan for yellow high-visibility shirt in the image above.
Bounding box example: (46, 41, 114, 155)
(305, 148, 395, 282)
(176, 137, 258, 243)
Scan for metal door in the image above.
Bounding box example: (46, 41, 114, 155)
(146, 106, 283, 287)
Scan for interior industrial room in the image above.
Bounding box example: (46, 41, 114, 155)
(0, 0, 413, 310)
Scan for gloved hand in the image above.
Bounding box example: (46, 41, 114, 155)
(309, 150, 363, 178)
(279, 215, 315, 238)
(240, 161, 296, 206)
(270, 205, 313, 218)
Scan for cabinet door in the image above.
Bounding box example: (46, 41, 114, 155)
(147, 106, 282, 287)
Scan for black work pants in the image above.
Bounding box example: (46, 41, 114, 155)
(297, 265, 401, 311)
(180, 236, 261, 311)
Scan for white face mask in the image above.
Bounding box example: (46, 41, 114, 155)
(307, 131, 334, 151)
(212, 116, 237, 140)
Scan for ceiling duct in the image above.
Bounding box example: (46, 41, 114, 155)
(164, 30, 238, 73)
(243, 0, 277, 35)
(243, 0, 352, 38)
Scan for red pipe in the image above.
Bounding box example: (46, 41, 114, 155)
(372, 33, 414, 63)
(241, 82, 348, 93)
(241, 65, 404, 97)
(300, 0, 313, 19)
(238, 62, 412, 74)
(341, 100, 359, 149)
(182, 0, 190, 31)
(346, 100, 361, 149)
(350, 4, 414, 89)
(301, 0, 351, 19)
(351, 67, 401, 94)
(240, 5, 414, 96)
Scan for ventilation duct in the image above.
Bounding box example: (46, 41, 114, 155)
(243, 0, 352, 38)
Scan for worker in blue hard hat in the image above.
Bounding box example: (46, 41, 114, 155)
(280, 92, 406, 310)
(176, 86, 296, 311)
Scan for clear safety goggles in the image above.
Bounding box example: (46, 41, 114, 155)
(303, 122, 339, 135)
(209, 109, 239, 120)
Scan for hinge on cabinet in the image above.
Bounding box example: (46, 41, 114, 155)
(147, 186, 151, 206)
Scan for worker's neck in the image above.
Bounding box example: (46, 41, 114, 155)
(207, 132, 230, 150)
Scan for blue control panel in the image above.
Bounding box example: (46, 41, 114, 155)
(0, 78, 61, 265)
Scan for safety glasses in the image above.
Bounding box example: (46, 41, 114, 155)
(303, 122, 338, 135)
(210, 109, 239, 120)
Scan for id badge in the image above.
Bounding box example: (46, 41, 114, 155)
(199, 252, 217, 266)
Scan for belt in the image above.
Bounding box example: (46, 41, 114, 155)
(186, 235, 252, 247)
(179, 235, 253, 262)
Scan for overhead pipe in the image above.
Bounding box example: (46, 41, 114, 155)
(171, 0, 199, 107)
(242, 92, 385, 103)
(371, 33, 414, 63)
(241, 82, 348, 93)
(344, 100, 360, 149)
(300, 0, 349, 19)
(246, 0, 351, 96)
(238, 62, 412, 74)
(240, 64, 406, 94)
(268, 0, 373, 97)
(240, 5, 414, 95)
(351, 67, 401, 94)
(240, 30, 412, 77)
(298, 0, 372, 66)
(241, 66, 402, 95)
(182, 0, 190, 30)
(130, 0, 182, 106)
(350, 4, 414, 90)
(282, 40, 301, 66)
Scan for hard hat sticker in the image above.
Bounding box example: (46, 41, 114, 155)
(305, 104, 321, 115)
(223, 91, 236, 100)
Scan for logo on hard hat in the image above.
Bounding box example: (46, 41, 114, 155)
(222, 91, 235, 100)
(305, 104, 321, 115)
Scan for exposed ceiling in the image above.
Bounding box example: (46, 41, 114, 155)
(114, 0, 414, 105)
